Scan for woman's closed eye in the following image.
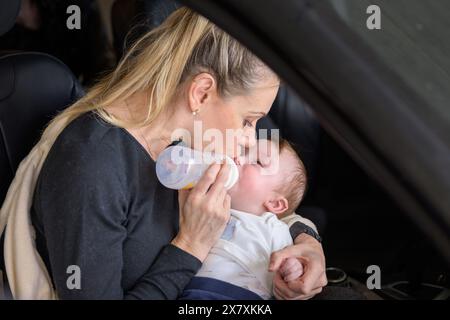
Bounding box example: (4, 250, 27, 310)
(243, 115, 262, 128)
(243, 119, 253, 128)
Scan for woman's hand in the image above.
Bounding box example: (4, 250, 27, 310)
(270, 234, 327, 300)
(172, 163, 231, 262)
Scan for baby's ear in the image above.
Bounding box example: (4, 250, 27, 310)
(263, 196, 289, 215)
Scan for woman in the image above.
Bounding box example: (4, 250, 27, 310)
(29, 7, 326, 299)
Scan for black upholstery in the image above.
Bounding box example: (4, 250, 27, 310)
(0, 0, 21, 37)
(112, 0, 181, 58)
(0, 52, 84, 204)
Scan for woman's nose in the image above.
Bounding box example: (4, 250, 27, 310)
(239, 129, 257, 149)
(247, 132, 257, 148)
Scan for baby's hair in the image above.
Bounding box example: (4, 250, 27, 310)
(277, 139, 307, 217)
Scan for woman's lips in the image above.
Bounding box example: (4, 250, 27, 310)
(233, 155, 247, 166)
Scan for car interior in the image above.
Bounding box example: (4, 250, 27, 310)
(0, 0, 449, 300)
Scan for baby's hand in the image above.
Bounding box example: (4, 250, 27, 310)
(279, 257, 304, 282)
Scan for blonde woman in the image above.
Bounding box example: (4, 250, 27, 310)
(27, 7, 326, 299)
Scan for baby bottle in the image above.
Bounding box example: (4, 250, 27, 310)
(156, 141, 239, 190)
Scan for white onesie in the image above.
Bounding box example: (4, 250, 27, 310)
(195, 209, 294, 299)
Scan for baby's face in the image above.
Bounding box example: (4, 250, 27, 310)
(228, 139, 295, 215)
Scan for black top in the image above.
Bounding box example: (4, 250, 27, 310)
(30, 111, 202, 299)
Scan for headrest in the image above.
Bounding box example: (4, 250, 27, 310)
(0, 52, 84, 175)
(0, 0, 21, 36)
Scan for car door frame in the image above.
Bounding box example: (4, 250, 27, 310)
(180, 0, 450, 264)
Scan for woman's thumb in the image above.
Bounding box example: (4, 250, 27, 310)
(269, 249, 289, 272)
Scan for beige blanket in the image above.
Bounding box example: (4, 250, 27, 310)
(0, 117, 66, 299)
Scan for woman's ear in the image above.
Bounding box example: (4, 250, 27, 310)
(263, 196, 289, 215)
(188, 73, 216, 113)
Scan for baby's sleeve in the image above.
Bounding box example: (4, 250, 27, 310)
(270, 219, 295, 252)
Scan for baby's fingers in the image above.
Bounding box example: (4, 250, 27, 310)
(280, 257, 304, 282)
(283, 266, 304, 282)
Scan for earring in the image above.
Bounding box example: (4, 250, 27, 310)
(192, 109, 200, 116)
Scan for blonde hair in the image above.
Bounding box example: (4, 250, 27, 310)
(278, 139, 307, 217)
(41, 7, 271, 143)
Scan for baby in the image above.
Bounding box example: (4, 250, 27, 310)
(180, 139, 312, 300)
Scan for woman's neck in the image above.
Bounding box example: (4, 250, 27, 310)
(108, 92, 191, 161)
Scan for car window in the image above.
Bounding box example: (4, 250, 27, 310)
(326, 0, 450, 130)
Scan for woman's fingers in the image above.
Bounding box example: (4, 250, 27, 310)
(319, 271, 328, 288)
(269, 245, 303, 271)
(193, 163, 221, 195)
(273, 286, 284, 300)
(269, 251, 288, 272)
(216, 188, 227, 207)
(293, 287, 323, 300)
(223, 194, 231, 210)
(174, 161, 233, 262)
(207, 163, 230, 196)
(273, 273, 323, 300)
(273, 272, 303, 300)
(270, 239, 327, 296)
(273, 271, 300, 299)
(274, 286, 307, 300)
(288, 258, 327, 294)
(178, 190, 189, 206)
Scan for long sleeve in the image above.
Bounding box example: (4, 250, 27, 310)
(125, 244, 201, 299)
(33, 135, 201, 299)
(270, 220, 295, 253)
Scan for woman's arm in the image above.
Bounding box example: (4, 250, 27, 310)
(35, 140, 201, 299)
